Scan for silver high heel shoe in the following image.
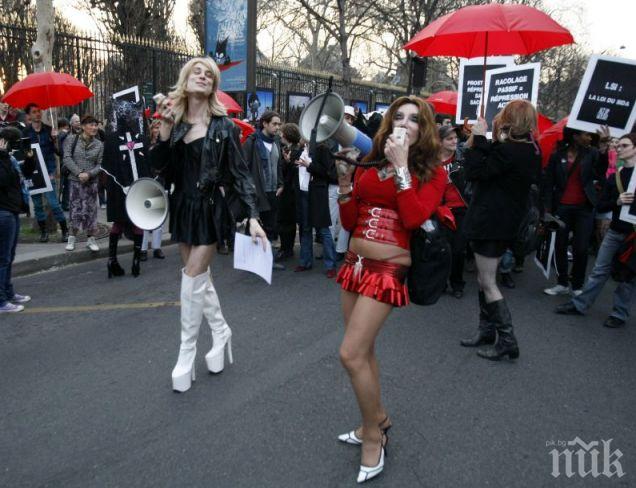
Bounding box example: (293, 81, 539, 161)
(357, 431, 388, 484)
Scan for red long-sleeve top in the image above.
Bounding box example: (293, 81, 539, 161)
(339, 165, 447, 232)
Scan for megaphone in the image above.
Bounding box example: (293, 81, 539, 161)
(125, 177, 169, 231)
(299, 93, 372, 156)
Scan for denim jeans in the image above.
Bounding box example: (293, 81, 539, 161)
(31, 180, 66, 223)
(554, 204, 594, 289)
(298, 190, 336, 270)
(572, 229, 636, 321)
(0, 210, 19, 305)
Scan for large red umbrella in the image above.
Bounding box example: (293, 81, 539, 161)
(1, 71, 93, 110)
(217, 90, 242, 114)
(404, 4, 573, 116)
(426, 90, 457, 115)
(404, 4, 573, 58)
(538, 117, 568, 167)
(537, 113, 554, 135)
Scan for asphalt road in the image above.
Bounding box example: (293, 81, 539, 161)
(1, 246, 634, 488)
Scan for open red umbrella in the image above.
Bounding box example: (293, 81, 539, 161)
(537, 113, 554, 135)
(538, 117, 568, 167)
(425, 90, 457, 115)
(404, 4, 573, 58)
(1, 71, 93, 110)
(217, 90, 242, 114)
(404, 4, 573, 116)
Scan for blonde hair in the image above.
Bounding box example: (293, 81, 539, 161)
(168, 57, 227, 125)
(494, 99, 537, 142)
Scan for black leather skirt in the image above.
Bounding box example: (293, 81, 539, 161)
(169, 192, 218, 246)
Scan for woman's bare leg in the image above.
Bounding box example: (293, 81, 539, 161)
(182, 245, 216, 276)
(340, 295, 393, 466)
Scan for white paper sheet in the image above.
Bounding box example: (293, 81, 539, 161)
(233, 233, 273, 285)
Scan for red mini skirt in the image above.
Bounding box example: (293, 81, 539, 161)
(337, 251, 409, 307)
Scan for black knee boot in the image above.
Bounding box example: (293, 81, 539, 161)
(107, 234, 125, 278)
(460, 291, 496, 347)
(38, 220, 49, 243)
(131, 234, 142, 277)
(477, 299, 519, 361)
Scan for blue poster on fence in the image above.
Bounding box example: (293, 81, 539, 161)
(205, 0, 248, 92)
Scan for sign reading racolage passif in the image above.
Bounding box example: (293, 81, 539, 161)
(205, 0, 248, 92)
(568, 55, 636, 138)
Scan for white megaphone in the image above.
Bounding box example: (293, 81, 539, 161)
(125, 177, 169, 231)
(299, 93, 372, 156)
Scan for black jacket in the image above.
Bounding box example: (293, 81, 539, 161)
(462, 136, 541, 241)
(0, 149, 35, 214)
(242, 132, 283, 212)
(151, 116, 259, 219)
(542, 145, 606, 212)
(300, 143, 337, 229)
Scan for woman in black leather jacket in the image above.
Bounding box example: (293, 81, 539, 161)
(151, 57, 267, 392)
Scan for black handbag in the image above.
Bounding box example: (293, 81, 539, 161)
(407, 219, 452, 306)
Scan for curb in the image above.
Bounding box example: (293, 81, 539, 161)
(14, 239, 176, 277)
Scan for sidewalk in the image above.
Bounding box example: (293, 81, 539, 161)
(14, 207, 173, 277)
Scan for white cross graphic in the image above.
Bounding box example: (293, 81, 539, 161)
(118, 132, 144, 181)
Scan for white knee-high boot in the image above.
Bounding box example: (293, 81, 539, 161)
(171, 269, 208, 392)
(203, 274, 233, 373)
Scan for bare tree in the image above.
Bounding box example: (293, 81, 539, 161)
(295, 0, 376, 97)
(188, 0, 205, 52)
(31, 0, 55, 73)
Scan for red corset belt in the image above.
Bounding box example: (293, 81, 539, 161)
(352, 204, 410, 249)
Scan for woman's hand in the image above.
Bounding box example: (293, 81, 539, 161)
(159, 101, 175, 141)
(384, 133, 409, 168)
(296, 155, 311, 168)
(0, 139, 7, 151)
(78, 172, 90, 184)
(472, 117, 488, 137)
(618, 192, 634, 206)
(336, 159, 355, 189)
(248, 218, 269, 251)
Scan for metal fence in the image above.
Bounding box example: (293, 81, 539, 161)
(1, 22, 407, 123)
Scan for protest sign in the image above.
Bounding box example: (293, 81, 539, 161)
(456, 57, 514, 124)
(13, 143, 52, 195)
(568, 55, 636, 138)
(480, 63, 541, 128)
(619, 167, 636, 225)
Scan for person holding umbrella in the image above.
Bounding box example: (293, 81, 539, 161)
(22, 103, 69, 243)
(460, 100, 541, 360)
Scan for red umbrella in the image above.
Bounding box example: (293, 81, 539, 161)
(217, 90, 242, 114)
(537, 113, 554, 135)
(538, 117, 568, 167)
(1, 71, 93, 110)
(404, 4, 573, 58)
(426, 90, 457, 115)
(231, 118, 255, 144)
(404, 4, 573, 116)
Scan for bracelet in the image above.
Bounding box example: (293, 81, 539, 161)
(337, 185, 352, 195)
(338, 194, 352, 203)
(393, 166, 412, 191)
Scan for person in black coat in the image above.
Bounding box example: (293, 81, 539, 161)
(460, 100, 541, 361)
(0, 127, 35, 313)
(294, 141, 338, 276)
(102, 100, 153, 278)
(542, 127, 608, 296)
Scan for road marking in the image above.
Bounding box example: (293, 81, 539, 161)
(22, 301, 181, 314)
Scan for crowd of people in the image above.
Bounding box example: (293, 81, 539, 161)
(1, 56, 635, 481)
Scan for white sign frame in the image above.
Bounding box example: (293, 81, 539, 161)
(567, 54, 636, 138)
(620, 168, 636, 224)
(479, 62, 541, 132)
(112, 86, 140, 102)
(23, 143, 53, 195)
(455, 56, 514, 125)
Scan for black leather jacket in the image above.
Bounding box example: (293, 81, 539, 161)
(150, 116, 259, 219)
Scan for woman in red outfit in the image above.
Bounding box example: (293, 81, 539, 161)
(335, 96, 446, 483)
